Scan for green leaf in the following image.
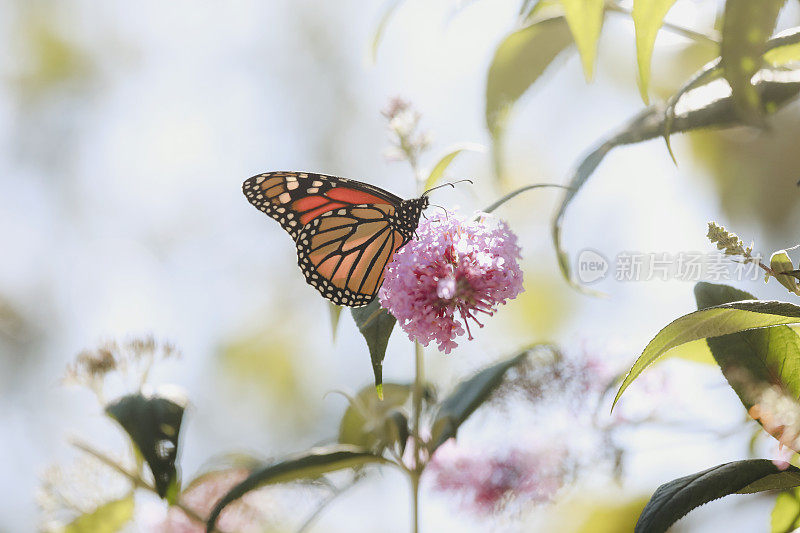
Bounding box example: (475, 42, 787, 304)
(520, 0, 562, 21)
(486, 16, 573, 179)
(338, 383, 411, 453)
(106, 391, 186, 499)
(765, 28, 800, 66)
(770, 250, 800, 294)
(328, 302, 343, 341)
(694, 283, 800, 447)
(661, 57, 723, 162)
(369, 0, 404, 64)
(636, 460, 800, 533)
(771, 488, 800, 533)
(351, 299, 396, 396)
(663, 28, 800, 159)
(632, 0, 678, 103)
(429, 349, 532, 452)
(559, 0, 604, 81)
(64, 496, 134, 533)
(423, 143, 485, 191)
(552, 68, 800, 291)
(205, 445, 387, 533)
(612, 282, 800, 410)
(720, 0, 786, 125)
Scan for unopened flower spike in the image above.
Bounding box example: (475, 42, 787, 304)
(706, 221, 754, 258)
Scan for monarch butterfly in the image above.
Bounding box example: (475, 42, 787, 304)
(243, 171, 431, 307)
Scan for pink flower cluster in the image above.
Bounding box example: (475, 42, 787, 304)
(428, 443, 566, 511)
(158, 468, 267, 533)
(379, 214, 524, 353)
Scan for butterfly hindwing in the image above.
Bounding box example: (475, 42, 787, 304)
(296, 205, 407, 306)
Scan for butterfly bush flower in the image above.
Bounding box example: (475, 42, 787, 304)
(428, 443, 567, 512)
(379, 213, 524, 353)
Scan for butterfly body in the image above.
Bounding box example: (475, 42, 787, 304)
(243, 171, 427, 307)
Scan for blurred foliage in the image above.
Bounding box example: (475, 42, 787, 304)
(0, 294, 30, 346)
(338, 383, 411, 453)
(423, 143, 484, 191)
(429, 349, 532, 452)
(485, 15, 573, 180)
(687, 108, 800, 233)
(206, 445, 387, 532)
(632, 0, 678, 103)
(9, 6, 94, 101)
(328, 302, 343, 341)
(771, 487, 800, 533)
(560, 0, 604, 81)
(720, 0, 786, 126)
(571, 495, 649, 533)
(647, 42, 719, 103)
(63, 496, 133, 533)
(504, 267, 574, 339)
(219, 324, 316, 429)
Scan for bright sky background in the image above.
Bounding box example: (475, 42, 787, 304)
(1, 0, 799, 531)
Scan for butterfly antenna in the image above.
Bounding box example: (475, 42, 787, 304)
(422, 179, 474, 197)
(430, 204, 449, 219)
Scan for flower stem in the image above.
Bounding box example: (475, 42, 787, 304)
(410, 340, 424, 533)
(411, 470, 421, 533)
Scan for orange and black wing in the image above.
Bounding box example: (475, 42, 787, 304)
(296, 205, 409, 306)
(242, 171, 402, 241)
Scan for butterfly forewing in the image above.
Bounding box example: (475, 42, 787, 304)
(243, 171, 401, 240)
(244, 171, 427, 307)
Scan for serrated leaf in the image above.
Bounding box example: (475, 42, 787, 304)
(205, 445, 386, 533)
(338, 383, 411, 452)
(429, 350, 531, 452)
(720, 0, 786, 126)
(632, 0, 678, 103)
(328, 302, 343, 341)
(552, 68, 800, 291)
(636, 460, 800, 533)
(369, 0, 404, 64)
(694, 283, 800, 449)
(423, 143, 485, 191)
(771, 488, 800, 533)
(106, 390, 186, 499)
(351, 299, 396, 394)
(486, 16, 573, 179)
(64, 496, 134, 533)
(559, 0, 604, 81)
(612, 282, 800, 410)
